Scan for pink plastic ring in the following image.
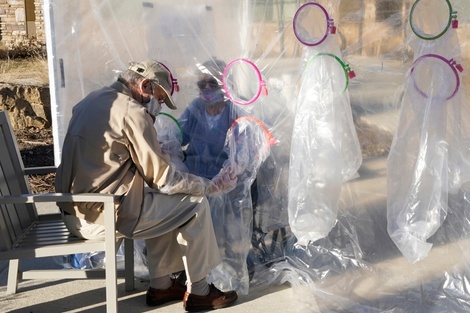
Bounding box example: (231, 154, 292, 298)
(222, 58, 267, 105)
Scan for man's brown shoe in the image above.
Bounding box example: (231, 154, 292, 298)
(146, 279, 186, 306)
(183, 284, 238, 312)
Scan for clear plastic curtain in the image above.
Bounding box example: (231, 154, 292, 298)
(45, 0, 470, 311)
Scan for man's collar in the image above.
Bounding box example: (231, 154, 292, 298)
(110, 81, 132, 97)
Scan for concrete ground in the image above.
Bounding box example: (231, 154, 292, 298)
(2, 158, 469, 313)
(0, 266, 297, 313)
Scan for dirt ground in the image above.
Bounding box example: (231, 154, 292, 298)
(1, 56, 54, 193)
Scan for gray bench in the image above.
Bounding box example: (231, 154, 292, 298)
(0, 110, 134, 313)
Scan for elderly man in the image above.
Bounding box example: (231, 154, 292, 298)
(55, 60, 238, 311)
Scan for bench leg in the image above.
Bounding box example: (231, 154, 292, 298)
(124, 238, 135, 292)
(6, 259, 20, 294)
(106, 239, 118, 313)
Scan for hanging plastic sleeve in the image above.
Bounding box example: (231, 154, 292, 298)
(451, 11, 458, 29)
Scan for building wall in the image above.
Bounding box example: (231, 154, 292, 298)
(0, 0, 45, 48)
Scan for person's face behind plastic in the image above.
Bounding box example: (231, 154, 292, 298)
(197, 73, 225, 106)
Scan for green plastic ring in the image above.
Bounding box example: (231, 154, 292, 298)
(410, 0, 452, 40)
(306, 52, 351, 92)
(157, 112, 183, 144)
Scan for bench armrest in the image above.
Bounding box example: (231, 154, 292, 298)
(0, 193, 119, 243)
(0, 193, 116, 204)
(24, 166, 57, 175)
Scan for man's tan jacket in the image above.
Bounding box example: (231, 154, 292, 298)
(55, 81, 208, 236)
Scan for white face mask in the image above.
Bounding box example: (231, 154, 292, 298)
(144, 97, 162, 117)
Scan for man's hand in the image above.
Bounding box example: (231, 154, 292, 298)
(206, 166, 238, 195)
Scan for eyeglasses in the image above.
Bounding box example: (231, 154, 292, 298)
(197, 78, 220, 90)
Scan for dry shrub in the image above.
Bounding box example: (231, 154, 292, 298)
(0, 39, 49, 85)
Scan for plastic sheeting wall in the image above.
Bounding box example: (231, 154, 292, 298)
(44, 0, 470, 312)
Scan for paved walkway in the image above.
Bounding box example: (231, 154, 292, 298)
(3, 157, 469, 312)
(1, 257, 297, 313)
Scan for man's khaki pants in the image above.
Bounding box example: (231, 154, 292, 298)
(63, 191, 221, 284)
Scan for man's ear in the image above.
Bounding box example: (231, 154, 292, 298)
(139, 78, 152, 94)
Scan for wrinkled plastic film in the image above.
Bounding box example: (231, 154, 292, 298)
(209, 118, 273, 294)
(289, 6, 362, 245)
(154, 113, 188, 172)
(387, 0, 470, 264)
(45, 0, 470, 312)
